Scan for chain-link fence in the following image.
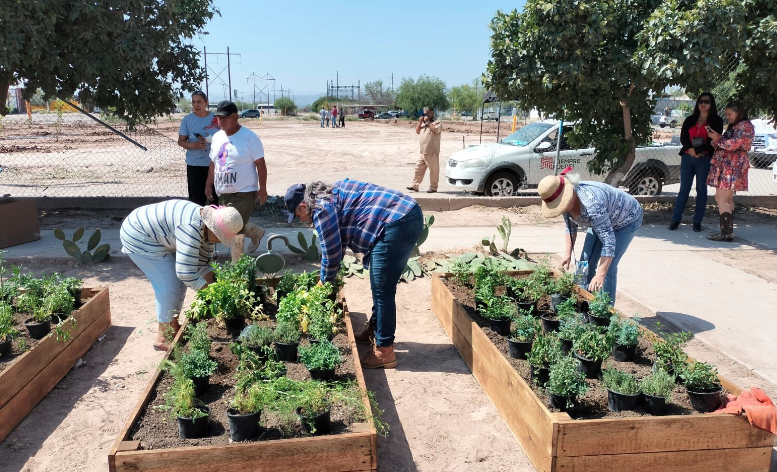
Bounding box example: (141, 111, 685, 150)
(0, 106, 186, 198)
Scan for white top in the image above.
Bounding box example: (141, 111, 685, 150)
(210, 126, 265, 195)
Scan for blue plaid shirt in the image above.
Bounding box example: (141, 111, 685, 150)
(313, 179, 417, 281)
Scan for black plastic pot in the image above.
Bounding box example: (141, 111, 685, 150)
(507, 339, 532, 360)
(71, 289, 83, 309)
(177, 406, 210, 439)
(192, 375, 210, 396)
(52, 313, 69, 323)
(587, 314, 611, 327)
(274, 342, 299, 362)
(549, 393, 575, 411)
(574, 352, 603, 379)
(550, 294, 568, 313)
(24, 318, 52, 340)
(612, 343, 637, 362)
(516, 300, 536, 315)
(642, 393, 668, 416)
(224, 316, 246, 336)
(298, 408, 331, 435)
(559, 338, 573, 356)
(541, 315, 560, 334)
(531, 366, 550, 386)
(687, 386, 723, 412)
(227, 408, 261, 442)
(578, 301, 590, 314)
(488, 318, 511, 336)
(308, 367, 336, 381)
(0, 336, 12, 359)
(607, 389, 642, 412)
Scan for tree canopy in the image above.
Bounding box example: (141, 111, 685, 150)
(0, 0, 217, 125)
(447, 79, 482, 115)
(396, 75, 449, 117)
(363, 80, 396, 106)
(274, 96, 297, 115)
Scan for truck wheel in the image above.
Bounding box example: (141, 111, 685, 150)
(485, 172, 520, 196)
(628, 171, 663, 196)
(749, 155, 773, 169)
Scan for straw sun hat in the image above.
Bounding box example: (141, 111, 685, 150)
(200, 205, 243, 244)
(538, 169, 576, 218)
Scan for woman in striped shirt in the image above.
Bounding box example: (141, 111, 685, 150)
(120, 200, 244, 350)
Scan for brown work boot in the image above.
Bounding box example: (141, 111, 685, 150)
(361, 345, 397, 369)
(354, 323, 375, 345)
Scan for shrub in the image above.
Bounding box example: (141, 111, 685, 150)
(528, 334, 562, 368)
(213, 255, 257, 292)
(189, 279, 257, 322)
(547, 356, 588, 398)
(482, 295, 516, 321)
(299, 340, 341, 371)
(640, 369, 675, 399)
(231, 383, 269, 415)
(526, 257, 554, 296)
(680, 362, 720, 392)
(573, 329, 611, 361)
(185, 321, 211, 354)
(558, 315, 587, 342)
(510, 314, 539, 342)
(274, 321, 300, 344)
(552, 271, 576, 298)
(555, 296, 578, 319)
(608, 316, 640, 347)
(44, 284, 75, 318)
(601, 368, 640, 395)
(653, 327, 692, 374)
(588, 290, 613, 318)
(239, 324, 274, 349)
(180, 349, 218, 379)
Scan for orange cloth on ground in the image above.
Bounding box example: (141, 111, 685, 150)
(712, 386, 777, 434)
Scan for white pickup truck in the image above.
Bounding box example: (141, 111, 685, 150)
(749, 119, 777, 168)
(445, 120, 683, 196)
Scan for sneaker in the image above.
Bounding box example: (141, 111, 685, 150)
(668, 221, 680, 230)
(406, 186, 418, 192)
(361, 345, 397, 369)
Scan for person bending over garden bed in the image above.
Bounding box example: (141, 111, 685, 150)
(121, 201, 244, 351)
(285, 179, 423, 369)
(539, 169, 643, 303)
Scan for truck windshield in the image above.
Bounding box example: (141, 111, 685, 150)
(501, 123, 554, 146)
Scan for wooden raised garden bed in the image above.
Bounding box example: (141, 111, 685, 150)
(108, 297, 377, 472)
(431, 272, 775, 472)
(0, 287, 112, 443)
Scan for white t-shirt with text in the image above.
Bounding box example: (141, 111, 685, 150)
(209, 126, 265, 195)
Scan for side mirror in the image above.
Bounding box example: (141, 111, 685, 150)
(535, 141, 553, 153)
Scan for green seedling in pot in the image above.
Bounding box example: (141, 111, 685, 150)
(653, 326, 693, 375)
(185, 321, 211, 354)
(602, 367, 640, 395)
(179, 349, 218, 380)
(555, 296, 578, 320)
(547, 356, 588, 407)
(482, 295, 516, 321)
(640, 368, 675, 399)
(608, 316, 640, 347)
(680, 361, 721, 392)
(162, 376, 207, 420)
(510, 313, 540, 342)
(573, 329, 611, 361)
(299, 340, 341, 371)
(558, 315, 587, 342)
(528, 333, 562, 368)
(274, 321, 301, 344)
(54, 227, 110, 264)
(588, 290, 613, 319)
(239, 324, 275, 356)
(231, 383, 269, 415)
(552, 271, 576, 299)
(0, 303, 18, 342)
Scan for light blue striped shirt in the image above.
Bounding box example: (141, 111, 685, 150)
(120, 200, 215, 290)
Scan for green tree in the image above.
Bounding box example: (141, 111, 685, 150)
(447, 79, 482, 115)
(312, 95, 338, 112)
(275, 96, 297, 115)
(0, 0, 217, 125)
(396, 75, 449, 117)
(364, 80, 396, 105)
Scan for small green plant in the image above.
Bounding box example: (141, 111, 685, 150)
(54, 227, 110, 264)
(275, 270, 297, 298)
(552, 271, 576, 298)
(213, 255, 258, 292)
(296, 381, 331, 433)
(450, 258, 471, 287)
(188, 279, 259, 322)
(510, 313, 539, 342)
(680, 362, 720, 392)
(526, 257, 554, 296)
(45, 284, 75, 318)
(547, 356, 588, 403)
(17, 338, 28, 352)
(482, 295, 516, 321)
(238, 324, 274, 350)
(274, 321, 300, 344)
(608, 316, 640, 347)
(276, 289, 304, 331)
(640, 368, 675, 399)
(653, 325, 693, 374)
(299, 340, 341, 371)
(601, 368, 640, 395)
(573, 329, 611, 361)
(179, 349, 218, 379)
(0, 303, 18, 342)
(528, 334, 562, 368)
(231, 383, 268, 414)
(588, 290, 613, 319)
(558, 315, 587, 342)
(306, 285, 338, 340)
(185, 321, 211, 354)
(555, 296, 578, 319)
(163, 377, 206, 419)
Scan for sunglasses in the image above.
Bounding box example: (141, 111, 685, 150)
(698, 100, 711, 105)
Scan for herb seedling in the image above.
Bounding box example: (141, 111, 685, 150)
(299, 340, 341, 371)
(601, 368, 640, 395)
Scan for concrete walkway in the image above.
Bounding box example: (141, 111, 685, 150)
(5, 221, 777, 384)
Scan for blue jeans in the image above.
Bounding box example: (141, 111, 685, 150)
(367, 204, 424, 347)
(579, 211, 643, 304)
(672, 153, 712, 223)
(320, 117, 325, 127)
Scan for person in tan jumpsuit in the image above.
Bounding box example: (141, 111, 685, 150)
(407, 106, 442, 193)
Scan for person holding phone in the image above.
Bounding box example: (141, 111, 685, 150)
(178, 91, 219, 206)
(407, 107, 442, 193)
(669, 93, 724, 232)
(705, 101, 755, 241)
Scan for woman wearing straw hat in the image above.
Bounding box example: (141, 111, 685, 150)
(539, 169, 643, 303)
(120, 200, 244, 350)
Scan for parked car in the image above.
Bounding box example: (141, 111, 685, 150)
(749, 119, 777, 168)
(375, 113, 393, 119)
(240, 109, 260, 118)
(357, 109, 375, 119)
(388, 110, 400, 117)
(444, 120, 683, 196)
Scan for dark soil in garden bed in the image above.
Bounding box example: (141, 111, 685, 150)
(444, 277, 714, 419)
(129, 297, 362, 449)
(0, 295, 95, 369)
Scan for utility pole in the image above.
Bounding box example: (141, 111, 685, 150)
(227, 47, 232, 101)
(336, 71, 339, 99)
(203, 48, 240, 102)
(203, 46, 208, 103)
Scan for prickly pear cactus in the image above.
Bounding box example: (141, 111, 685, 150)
(54, 227, 110, 264)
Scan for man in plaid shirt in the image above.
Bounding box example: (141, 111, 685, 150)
(285, 179, 424, 369)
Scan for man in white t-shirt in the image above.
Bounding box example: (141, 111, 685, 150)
(205, 100, 267, 260)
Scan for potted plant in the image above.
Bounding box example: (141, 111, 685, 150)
(0, 302, 18, 358)
(601, 367, 641, 412)
(228, 383, 267, 441)
(527, 334, 562, 386)
(24, 305, 53, 340)
(196, 279, 257, 335)
(608, 316, 640, 362)
(164, 376, 210, 439)
(653, 327, 693, 380)
(46, 284, 75, 323)
(558, 315, 587, 355)
(586, 290, 613, 327)
(274, 321, 301, 362)
(547, 355, 588, 411)
(573, 329, 611, 378)
(639, 368, 675, 415)
(550, 271, 576, 312)
(507, 313, 539, 359)
(681, 361, 723, 412)
(481, 295, 516, 336)
(296, 382, 332, 435)
(299, 340, 341, 381)
(276, 289, 304, 331)
(179, 349, 218, 396)
(306, 285, 339, 341)
(238, 324, 275, 359)
(274, 270, 297, 301)
(184, 321, 211, 354)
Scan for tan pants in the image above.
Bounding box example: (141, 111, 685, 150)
(411, 153, 439, 191)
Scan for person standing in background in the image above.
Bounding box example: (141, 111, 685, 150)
(325, 108, 331, 127)
(407, 107, 442, 193)
(319, 107, 326, 128)
(331, 106, 339, 128)
(339, 106, 346, 128)
(178, 91, 219, 205)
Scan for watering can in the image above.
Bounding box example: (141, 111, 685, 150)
(255, 234, 289, 276)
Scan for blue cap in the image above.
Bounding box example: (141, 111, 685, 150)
(285, 184, 306, 223)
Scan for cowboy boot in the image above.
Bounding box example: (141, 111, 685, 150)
(361, 344, 397, 369)
(354, 322, 375, 345)
(230, 234, 245, 261)
(707, 213, 733, 242)
(723, 212, 734, 241)
(244, 223, 265, 253)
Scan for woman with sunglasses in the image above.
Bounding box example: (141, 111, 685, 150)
(669, 93, 724, 232)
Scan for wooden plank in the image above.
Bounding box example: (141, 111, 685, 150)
(114, 432, 374, 472)
(555, 414, 776, 456)
(554, 446, 773, 472)
(0, 287, 110, 409)
(0, 305, 111, 442)
(117, 441, 140, 452)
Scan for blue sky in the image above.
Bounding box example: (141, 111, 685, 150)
(196, 1, 525, 105)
